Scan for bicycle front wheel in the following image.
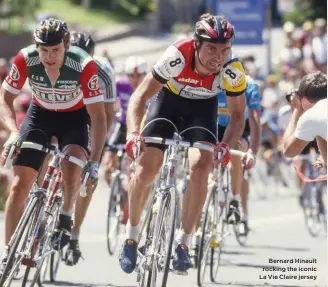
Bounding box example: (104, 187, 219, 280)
(106, 173, 124, 255)
(197, 187, 214, 287)
(150, 188, 177, 287)
(0, 196, 39, 286)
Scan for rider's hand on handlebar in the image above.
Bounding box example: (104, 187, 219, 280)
(215, 142, 230, 168)
(81, 161, 99, 189)
(125, 131, 145, 159)
(1, 132, 21, 160)
(242, 149, 256, 170)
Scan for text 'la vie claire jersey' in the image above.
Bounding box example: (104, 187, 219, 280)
(152, 38, 247, 99)
(2, 45, 104, 112)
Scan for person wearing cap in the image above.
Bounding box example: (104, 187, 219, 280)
(0, 18, 107, 277)
(118, 13, 247, 274)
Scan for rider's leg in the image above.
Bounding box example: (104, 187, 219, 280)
(127, 147, 163, 231)
(240, 177, 249, 220)
(179, 147, 213, 248)
(102, 150, 119, 185)
(230, 139, 248, 200)
(119, 147, 163, 273)
(228, 138, 248, 222)
(4, 167, 38, 245)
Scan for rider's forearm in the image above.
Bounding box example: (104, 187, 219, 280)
(126, 92, 145, 135)
(0, 88, 19, 133)
(89, 113, 107, 163)
(250, 127, 261, 154)
(222, 115, 245, 149)
(283, 109, 302, 143)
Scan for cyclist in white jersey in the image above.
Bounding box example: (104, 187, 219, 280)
(283, 71, 327, 168)
(64, 31, 117, 265)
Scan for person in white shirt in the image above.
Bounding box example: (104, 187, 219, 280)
(282, 71, 327, 168)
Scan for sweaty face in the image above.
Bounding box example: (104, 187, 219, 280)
(198, 42, 232, 73)
(127, 72, 146, 90)
(38, 42, 66, 70)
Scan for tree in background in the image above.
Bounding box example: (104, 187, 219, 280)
(283, 0, 327, 24)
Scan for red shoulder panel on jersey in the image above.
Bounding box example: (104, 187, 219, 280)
(3, 51, 28, 94)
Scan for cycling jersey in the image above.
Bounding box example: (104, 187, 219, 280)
(94, 55, 116, 103)
(116, 76, 133, 125)
(3, 45, 103, 112)
(152, 38, 246, 99)
(217, 75, 261, 127)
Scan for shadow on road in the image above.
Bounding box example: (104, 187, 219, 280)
(46, 281, 134, 287)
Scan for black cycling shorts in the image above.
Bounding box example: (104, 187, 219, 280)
(141, 87, 218, 151)
(14, 103, 91, 171)
(217, 120, 250, 143)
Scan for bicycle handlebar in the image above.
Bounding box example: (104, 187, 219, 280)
(4, 141, 89, 196)
(143, 136, 247, 158)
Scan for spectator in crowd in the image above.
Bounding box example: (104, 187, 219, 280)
(312, 18, 327, 73)
(262, 75, 280, 115)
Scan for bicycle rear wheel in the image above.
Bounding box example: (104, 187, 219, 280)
(106, 173, 124, 255)
(197, 188, 214, 287)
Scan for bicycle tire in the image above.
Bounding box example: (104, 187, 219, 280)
(0, 196, 39, 286)
(21, 198, 48, 287)
(48, 197, 63, 283)
(303, 183, 322, 237)
(210, 195, 228, 283)
(24, 194, 62, 287)
(197, 188, 214, 287)
(106, 173, 122, 256)
(151, 188, 176, 287)
(137, 202, 154, 287)
(233, 221, 248, 247)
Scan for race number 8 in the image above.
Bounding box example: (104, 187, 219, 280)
(169, 58, 182, 67)
(225, 69, 236, 79)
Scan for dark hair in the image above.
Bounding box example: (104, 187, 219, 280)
(298, 71, 327, 103)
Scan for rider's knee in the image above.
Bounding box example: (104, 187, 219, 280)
(10, 175, 33, 204)
(135, 150, 162, 183)
(189, 152, 212, 177)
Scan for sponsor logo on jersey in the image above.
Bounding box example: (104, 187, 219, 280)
(88, 75, 99, 90)
(10, 64, 20, 81)
(58, 84, 78, 89)
(178, 78, 199, 84)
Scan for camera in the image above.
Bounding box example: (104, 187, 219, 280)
(285, 89, 298, 104)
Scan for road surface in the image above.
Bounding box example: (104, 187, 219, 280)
(0, 177, 326, 287)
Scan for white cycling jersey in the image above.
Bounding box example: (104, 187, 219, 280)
(94, 55, 117, 103)
(294, 98, 327, 141)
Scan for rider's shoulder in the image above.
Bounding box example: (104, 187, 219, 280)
(65, 46, 94, 70)
(20, 44, 39, 60)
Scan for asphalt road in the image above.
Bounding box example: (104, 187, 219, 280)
(0, 176, 327, 287)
